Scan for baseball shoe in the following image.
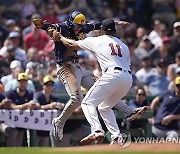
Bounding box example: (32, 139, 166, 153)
(80, 131, 105, 145)
(126, 106, 149, 122)
(110, 136, 123, 146)
(52, 117, 64, 141)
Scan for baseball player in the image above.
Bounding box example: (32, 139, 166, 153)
(51, 19, 140, 145)
(33, 11, 147, 141)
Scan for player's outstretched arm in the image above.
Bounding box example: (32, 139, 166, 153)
(32, 18, 62, 40)
(84, 20, 130, 33)
(32, 18, 59, 31)
(57, 33, 81, 50)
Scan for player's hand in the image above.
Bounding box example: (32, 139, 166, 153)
(47, 27, 56, 39)
(32, 18, 44, 29)
(52, 30, 62, 41)
(161, 115, 174, 126)
(117, 21, 130, 27)
(47, 27, 62, 41)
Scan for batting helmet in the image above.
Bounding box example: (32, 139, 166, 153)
(67, 11, 86, 28)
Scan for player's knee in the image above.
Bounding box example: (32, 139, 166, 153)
(70, 94, 83, 107)
(98, 106, 110, 112)
(70, 98, 81, 106)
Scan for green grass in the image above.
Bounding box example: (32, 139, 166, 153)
(0, 148, 179, 154)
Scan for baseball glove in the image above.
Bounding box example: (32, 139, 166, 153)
(32, 18, 44, 28)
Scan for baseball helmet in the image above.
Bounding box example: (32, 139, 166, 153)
(67, 11, 86, 28)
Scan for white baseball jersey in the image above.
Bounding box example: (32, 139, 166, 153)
(77, 35, 131, 72)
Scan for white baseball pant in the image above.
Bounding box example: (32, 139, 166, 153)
(81, 68, 132, 139)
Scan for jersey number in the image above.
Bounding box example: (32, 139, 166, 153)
(109, 43, 122, 57)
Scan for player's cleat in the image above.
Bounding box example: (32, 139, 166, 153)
(110, 136, 123, 146)
(52, 118, 64, 141)
(80, 131, 105, 145)
(126, 106, 149, 122)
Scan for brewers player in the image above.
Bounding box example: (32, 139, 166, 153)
(33, 11, 147, 141)
(52, 19, 142, 145)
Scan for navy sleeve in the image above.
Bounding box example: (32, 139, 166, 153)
(42, 22, 61, 32)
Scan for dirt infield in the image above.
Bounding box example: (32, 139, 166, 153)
(50, 143, 180, 152)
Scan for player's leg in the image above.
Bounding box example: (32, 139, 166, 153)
(81, 68, 95, 90)
(114, 101, 134, 117)
(81, 79, 115, 132)
(81, 68, 143, 120)
(97, 91, 132, 143)
(80, 71, 129, 145)
(97, 73, 132, 140)
(57, 64, 83, 120)
(80, 78, 115, 145)
(52, 63, 83, 140)
(98, 92, 124, 139)
(114, 101, 148, 122)
(97, 73, 133, 144)
(81, 71, 132, 145)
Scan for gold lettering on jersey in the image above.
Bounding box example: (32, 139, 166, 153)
(65, 33, 84, 40)
(77, 33, 84, 40)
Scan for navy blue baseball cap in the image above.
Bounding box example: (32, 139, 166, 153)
(101, 19, 116, 32)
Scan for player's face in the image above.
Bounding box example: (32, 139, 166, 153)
(73, 27, 81, 35)
(99, 29, 105, 35)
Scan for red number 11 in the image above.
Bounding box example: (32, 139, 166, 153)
(109, 43, 122, 57)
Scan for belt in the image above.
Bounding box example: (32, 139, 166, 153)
(105, 67, 131, 74)
(114, 67, 131, 74)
